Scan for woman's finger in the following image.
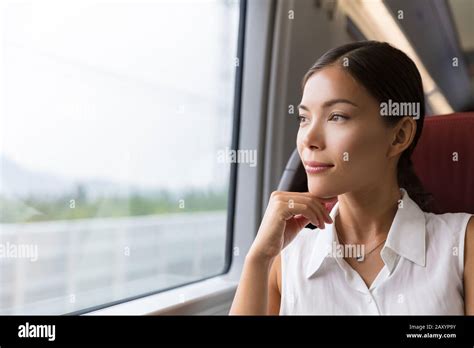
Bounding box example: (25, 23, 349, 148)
(284, 202, 321, 228)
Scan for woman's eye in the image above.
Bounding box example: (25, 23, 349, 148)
(329, 113, 348, 122)
(296, 115, 307, 123)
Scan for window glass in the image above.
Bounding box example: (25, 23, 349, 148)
(0, 0, 241, 314)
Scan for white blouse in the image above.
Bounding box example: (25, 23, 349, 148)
(279, 188, 472, 315)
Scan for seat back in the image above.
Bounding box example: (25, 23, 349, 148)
(412, 112, 474, 213)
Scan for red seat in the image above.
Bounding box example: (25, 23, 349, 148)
(412, 112, 474, 214)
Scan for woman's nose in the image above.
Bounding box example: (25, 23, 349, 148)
(301, 121, 325, 150)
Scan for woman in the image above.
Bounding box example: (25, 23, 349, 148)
(229, 41, 474, 315)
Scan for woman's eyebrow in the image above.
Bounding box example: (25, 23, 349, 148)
(298, 98, 359, 110)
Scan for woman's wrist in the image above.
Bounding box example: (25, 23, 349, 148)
(245, 248, 276, 267)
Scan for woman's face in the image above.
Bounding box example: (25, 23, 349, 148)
(296, 65, 396, 199)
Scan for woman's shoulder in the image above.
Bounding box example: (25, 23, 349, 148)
(423, 211, 473, 270)
(423, 210, 472, 236)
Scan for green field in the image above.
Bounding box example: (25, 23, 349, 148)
(0, 186, 228, 223)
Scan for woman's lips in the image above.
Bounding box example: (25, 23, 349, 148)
(303, 161, 334, 174)
(305, 165, 334, 174)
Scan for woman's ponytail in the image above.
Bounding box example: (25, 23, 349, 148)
(397, 154, 434, 212)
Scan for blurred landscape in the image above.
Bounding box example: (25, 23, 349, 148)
(0, 155, 228, 223)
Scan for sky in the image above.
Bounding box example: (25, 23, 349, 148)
(0, 0, 239, 192)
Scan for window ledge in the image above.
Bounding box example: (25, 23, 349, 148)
(85, 276, 238, 316)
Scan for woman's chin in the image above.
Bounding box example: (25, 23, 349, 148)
(307, 184, 339, 201)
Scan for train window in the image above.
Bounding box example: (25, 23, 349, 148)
(0, 0, 241, 314)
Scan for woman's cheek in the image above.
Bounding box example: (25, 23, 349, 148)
(327, 134, 358, 169)
(333, 133, 385, 180)
(296, 130, 304, 154)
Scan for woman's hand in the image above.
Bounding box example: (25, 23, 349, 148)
(248, 191, 335, 261)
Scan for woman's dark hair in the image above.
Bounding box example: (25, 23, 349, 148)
(302, 40, 433, 211)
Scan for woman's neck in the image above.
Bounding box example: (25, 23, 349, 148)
(335, 184, 402, 244)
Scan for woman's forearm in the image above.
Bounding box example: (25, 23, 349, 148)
(229, 251, 275, 315)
